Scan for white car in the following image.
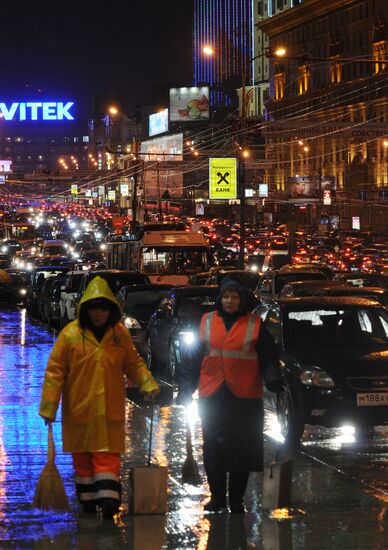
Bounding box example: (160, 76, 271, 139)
(59, 270, 85, 327)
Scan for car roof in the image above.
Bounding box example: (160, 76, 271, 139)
(86, 269, 142, 276)
(278, 296, 383, 310)
(173, 285, 219, 294)
(119, 284, 173, 293)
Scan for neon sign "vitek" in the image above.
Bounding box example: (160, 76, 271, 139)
(0, 102, 75, 121)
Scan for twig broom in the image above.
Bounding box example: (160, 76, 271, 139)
(34, 423, 70, 512)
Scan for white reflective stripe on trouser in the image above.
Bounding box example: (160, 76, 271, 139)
(94, 472, 119, 482)
(208, 349, 257, 360)
(95, 489, 121, 500)
(78, 492, 96, 502)
(75, 476, 94, 485)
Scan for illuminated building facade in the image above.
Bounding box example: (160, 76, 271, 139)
(193, 0, 254, 107)
(259, 0, 388, 230)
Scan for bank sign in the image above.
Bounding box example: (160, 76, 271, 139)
(0, 101, 75, 121)
(209, 158, 237, 200)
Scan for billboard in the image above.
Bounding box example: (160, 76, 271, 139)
(0, 160, 13, 173)
(209, 158, 237, 200)
(169, 87, 210, 122)
(286, 176, 336, 203)
(140, 133, 183, 162)
(149, 109, 169, 137)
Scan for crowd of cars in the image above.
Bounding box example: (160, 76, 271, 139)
(0, 203, 387, 443)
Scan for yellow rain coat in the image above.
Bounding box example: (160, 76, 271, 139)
(39, 276, 159, 452)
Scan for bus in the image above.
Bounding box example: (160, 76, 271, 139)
(107, 230, 210, 285)
(1, 222, 38, 243)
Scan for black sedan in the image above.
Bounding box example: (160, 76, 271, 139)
(117, 284, 173, 357)
(148, 285, 259, 380)
(264, 296, 388, 443)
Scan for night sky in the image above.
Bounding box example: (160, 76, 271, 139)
(0, 1, 193, 118)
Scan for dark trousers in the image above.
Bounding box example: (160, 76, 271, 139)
(200, 385, 262, 504)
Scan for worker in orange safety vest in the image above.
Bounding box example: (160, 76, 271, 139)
(178, 278, 282, 513)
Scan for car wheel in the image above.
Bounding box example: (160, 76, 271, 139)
(168, 341, 179, 381)
(276, 384, 305, 445)
(147, 337, 159, 372)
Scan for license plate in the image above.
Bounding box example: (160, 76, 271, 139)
(356, 393, 388, 406)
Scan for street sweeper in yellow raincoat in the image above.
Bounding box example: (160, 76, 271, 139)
(39, 275, 160, 518)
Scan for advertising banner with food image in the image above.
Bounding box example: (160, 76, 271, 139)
(169, 86, 210, 122)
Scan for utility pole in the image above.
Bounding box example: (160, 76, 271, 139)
(157, 162, 162, 218)
(131, 120, 141, 233)
(238, 56, 247, 270)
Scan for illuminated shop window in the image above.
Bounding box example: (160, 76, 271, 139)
(298, 65, 310, 94)
(373, 40, 387, 74)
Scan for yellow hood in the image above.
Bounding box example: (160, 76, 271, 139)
(78, 275, 121, 325)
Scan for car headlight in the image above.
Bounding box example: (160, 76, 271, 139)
(100, 243, 107, 251)
(124, 317, 141, 329)
(1, 246, 8, 253)
(300, 368, 335, 388)
(19, 288, 27, 295)
(179, 330, 196, 346)
(250, 264, 258, 272)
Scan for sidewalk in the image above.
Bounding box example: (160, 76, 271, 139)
(0, 309, 386, 548)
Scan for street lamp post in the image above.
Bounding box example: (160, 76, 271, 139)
(203, 46, 256, 269)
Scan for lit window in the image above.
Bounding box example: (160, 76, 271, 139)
(73, 137, 79, 142)
(372, 40, 387, 74)
(298, 65, 310, 94)
(274, 72, 285, 100)
(83, 136, 89, 143)
(330, 59, 342, 84)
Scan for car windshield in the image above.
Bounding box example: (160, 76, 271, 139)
(285, 307, 388, 348)
(218, 272, 259, 289)
(142, 247, 207, 275)
(275, 272, 327, 293)
(42, 246, 67, 255)
(176, 293, 217, 318)
(95, 274, 149, 293)
(125, 289, 171, 312)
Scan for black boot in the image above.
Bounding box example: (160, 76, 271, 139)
(100, 498, 120, 519)
(82, 501, 97, 514)
(204, 496, 227, 512)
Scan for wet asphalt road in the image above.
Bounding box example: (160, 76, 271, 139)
(0, 305, 386, 549)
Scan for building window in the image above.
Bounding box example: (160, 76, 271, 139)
(373, 40, 387, 73)
(298, 65, 310, 94)
(274, 72, 285, 100)
(330, 59, 342, 84)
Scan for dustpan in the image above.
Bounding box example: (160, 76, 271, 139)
(128, 403, 168, 514)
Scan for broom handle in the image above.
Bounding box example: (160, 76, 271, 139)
(48, 422, 55, 463)
(147, 402, 154, 467)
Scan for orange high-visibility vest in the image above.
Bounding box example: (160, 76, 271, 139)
(199, 311, 262, 398)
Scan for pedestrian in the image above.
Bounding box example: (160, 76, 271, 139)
(39, 275, 160, 519)
(178, 277, 283, 513)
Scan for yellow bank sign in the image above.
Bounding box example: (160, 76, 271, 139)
(209, 158, 237, 200)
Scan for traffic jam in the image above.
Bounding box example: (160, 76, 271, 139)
(0, 201, 387, 530)
(1, 202, 387, 434)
